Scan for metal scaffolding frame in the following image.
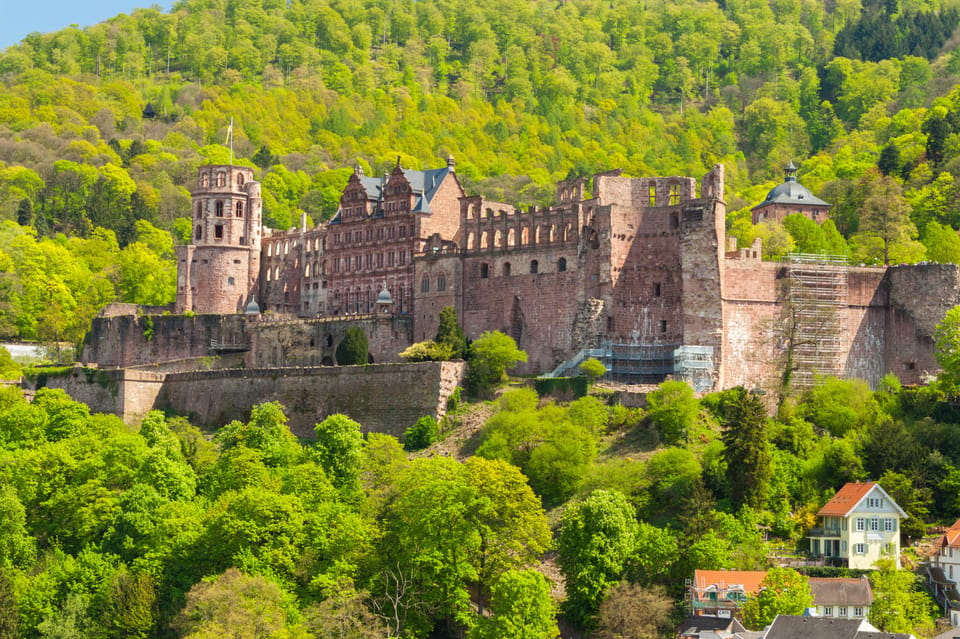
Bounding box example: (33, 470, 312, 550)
(784, 253, 849, 389)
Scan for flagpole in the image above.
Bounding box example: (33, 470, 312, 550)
(228, 116, 234, 165)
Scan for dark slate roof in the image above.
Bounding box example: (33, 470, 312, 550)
(855, 633, 915, 639)
(753, 162, 829, 209)
(765, 616, 865, 639)
(358, 166, 452, 205)
(810, 577, 873, 607)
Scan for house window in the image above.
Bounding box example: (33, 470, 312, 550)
(868, 497, 883, 508)
(854, 543, 866, 554)
(856, 518, 865, 532)
(824, 607, 833, 617)
(854, 607, 863, 618)
(883, 543, 894, 555)
(196, 202, 202, 218)
(227, 277, 235, 286)
(871, 518, 879, 531)
(838, 607, 847, 617)
(884, 518, 895, 532)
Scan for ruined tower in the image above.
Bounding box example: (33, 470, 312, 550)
(175, 165, 263, 314)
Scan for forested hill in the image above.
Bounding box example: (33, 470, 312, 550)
(4, 0, 960, 342)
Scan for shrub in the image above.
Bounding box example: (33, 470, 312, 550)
(336, 327, 368, 365)
(404, 416, 439, 451)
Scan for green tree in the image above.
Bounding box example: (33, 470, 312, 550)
(721, 387, 772, 510)
(645, 380, 698, 445)
(579, 358, 606, 383)
(853, 173, 921, 265)
(466, 330, 527, 396)
(557, 490, 638, 629)
(936, 306, 960, 394)
(435, 306, 467, 359)
(802, 377, 881, 436)
(741, 568, 813, 630)
(922, 221, 960, 264)
(99, 567, 156, 639)
(172, 568, 305, 638)
(469, 570, 558, 639)
(336, 327, 369, 365)
(313, 414, 364, 491)
(868, 559, 937, 636)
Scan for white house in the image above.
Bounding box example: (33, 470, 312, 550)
(808, 482, 906, 570)
(929, 518, 960, 626)
(808, 577, 872, 620)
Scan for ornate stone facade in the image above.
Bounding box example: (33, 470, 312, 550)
(87, 160, 960, 396)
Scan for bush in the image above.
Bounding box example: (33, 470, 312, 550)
(533, 376, 588, 400)
(399, 340, 454, 362)
(403, 416, 439, 451)
(466, 331, 527, 396)
(579, 358, 606, 382)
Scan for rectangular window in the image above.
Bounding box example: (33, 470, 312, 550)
(854, 607, 863, 618)
(399, 251, 406, 265)
(838, 607, 847, 617)
(824, 607, 833, 617)
(659, 320, 667, 333)
(214, 225, 223, 239)
(884, 518, 895, 532)
(855, 543, 866, 554)
(856, 518, 865, 532)
(871, 518, 879, 531)
(653, 283, 661, 297)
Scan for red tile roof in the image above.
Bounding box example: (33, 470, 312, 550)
(694, 570, 768, 596)
(818, 482, 877, 517)
(935, 518, 960, 550)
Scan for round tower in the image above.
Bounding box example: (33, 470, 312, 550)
(176, 165, 263, 314)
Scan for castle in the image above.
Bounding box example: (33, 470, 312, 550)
(71, 159, 960, 431)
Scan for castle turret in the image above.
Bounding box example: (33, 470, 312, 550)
(176, 165, 263, 314)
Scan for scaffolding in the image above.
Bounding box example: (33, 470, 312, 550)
(605, 343, 676, 384)
(784, 253, 849, 389)
(674, 345, 715, 392)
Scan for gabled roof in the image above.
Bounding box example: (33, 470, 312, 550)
(936, 518, 960, 550)
(765, 616, 873, 639)
(357, 166, 454, 205)
(809, 577, 873, 607)
(817, 483, 908, 518)
(694, 570, 767, 597)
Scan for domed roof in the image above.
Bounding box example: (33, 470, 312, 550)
(754, 161, 829, 209)
(244, 295, 261, 315)
(376, 283, 393, 305)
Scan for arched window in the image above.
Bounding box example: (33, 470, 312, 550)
(195, 225, 202, 240)
(558, 257, 567, 272)
(467, 232, 476, 250)
(421, 276, 430, 293)
(200, 173, 208, 188)
(530, 260, 539, 274)
(216, 172, 226, 187)
(437, 274, 446, 291)
(305, 263, 311, 277)
(215, 201, 224, 217)
(503, 262, 512, 276)
(237, 172, 245, 187)
(274, 266, 281, 280)
(521, 227, 529, 245)
(481, 232, 489, 249)
(235, 202, 244, 217)
(494, 230, 502, 248)
(507, 228, 516, 247)
(265, 268, 272, 282)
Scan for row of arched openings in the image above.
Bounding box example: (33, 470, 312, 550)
(465, 224, 573, 250)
